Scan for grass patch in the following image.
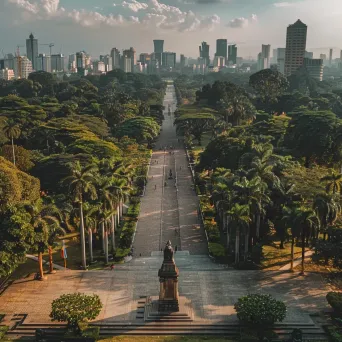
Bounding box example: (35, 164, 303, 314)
(261, 243, 304, 270)
(99, 337, 234, 342)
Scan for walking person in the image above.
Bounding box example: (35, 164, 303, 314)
(154, 184, 157, 190)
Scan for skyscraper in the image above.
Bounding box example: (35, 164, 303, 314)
(51, 54, 64, 72)
(216, 39, 227, 62)
(284, 19, 307, 76)
(26, 33, 38, 70)
(123, 48, 136, 72)
(277, 48, 286, 74)
(228, 45, 237, 65)
(329, 49, 333, 66)
(162, 52, 176, 69)
(199, 42, 210, 66)
(36, 54, 51, 72)
(110, 48, 121, 69)
(153, 40, 164, 67)
(261, 44, 271, 68)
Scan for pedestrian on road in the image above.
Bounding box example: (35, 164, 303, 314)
(110, 264, 115, 271)
(154, 184, 157, 190)
(180, 166, 182, 170)
(175, 245, 178, 252)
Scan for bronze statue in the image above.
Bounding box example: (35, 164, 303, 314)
(163, 240, 174, 261)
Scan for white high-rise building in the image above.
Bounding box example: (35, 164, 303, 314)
(93, 61, 106, 73)
(258, 52, 268, 71)
(261, 44, 271, 68)
(123, 56, 132, 73)
(13, 56, 33, 79)
(36, 54, 51, 72)
(213, 56, 225, 68)
(0, 68, 15, 80)
(284, 19, 307, 76)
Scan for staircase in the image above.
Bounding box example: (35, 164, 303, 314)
(6, 321, 329, 340)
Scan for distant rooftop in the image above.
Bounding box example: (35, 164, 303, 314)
(289, 19, 307, 27)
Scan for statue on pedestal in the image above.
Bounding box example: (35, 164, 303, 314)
(158, 240, 179, 312)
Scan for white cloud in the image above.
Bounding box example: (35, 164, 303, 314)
(273, 2, 295, 7)
(6, 0, 220, 32)
(227, 14, 257, 28)
(122, 0, 148, 12)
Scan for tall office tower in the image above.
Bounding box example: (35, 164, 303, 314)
(277, 48, 286, 74)
(180, 54, 188, 69)
(76, 52, 86, 69)
(14, 56, 33, 79)
(100, 55, 112, 72)
(123, 55, 132, 73)
(284, 19, 307, 76)
(153, 40, 164, 67)
(139, 53, 151, 64)
(305, 51, 313, 59)
(304, 58, 323, 81)
(123, 48, 136, 72)
(26, 33, 38, 70)
(228, 44, 237, 64)
(329, 49, 333, 66)
(272, 49, 278, 64)
(261, 44, 271, 68)
(36, 54, 51, 72)
(199, 42, 210, 66)
(216, 39, 228, 62)
(68, 54, 77, 72)
(4, 54, 15, 70)
(162, 52, 176, 69)
(258, 52, 268, 71)
(110, 48, 121, 69)
(51, 54, 65, 72)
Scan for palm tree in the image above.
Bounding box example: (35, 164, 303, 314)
(228, 203, 251, 263)
(313, 193, 341, 241)
(63, 161, 98, 269)
(218, 94, 256, 126)
(3, 119, 21, 166)
(24, 201, 62, 280)
(321, 172, 342, 194)
(291, 207, 319, 274)
(82, 202, 99, 264)
(98, 207, 116, 264)
(282, 206, 298, 271)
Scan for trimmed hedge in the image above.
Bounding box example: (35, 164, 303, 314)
(126, 203, 141, 219)
(208, 243, 225, 257)
(119, 220, 136, 249)
(327, 292, 342, 313)
(204, 220, 220, 243)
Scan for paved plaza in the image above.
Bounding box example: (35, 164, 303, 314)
(0, 83, 332, 330)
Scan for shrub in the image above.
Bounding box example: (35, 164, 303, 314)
(234, 294, 286, 340)
(126, 203, 141, 219)
(119, 220, 136, 249)
(114, 248, 131, 260)
(204, 220, 220, 243)
(50, 293, 102, 329)
(327, 292, 342, 313)
(0, 325, 9, 339)
(208, 243, 225, 257)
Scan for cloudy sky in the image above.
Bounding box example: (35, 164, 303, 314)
(1, 0, 342, 60)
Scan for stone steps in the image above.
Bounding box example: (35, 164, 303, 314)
(7, 322, 328, 339)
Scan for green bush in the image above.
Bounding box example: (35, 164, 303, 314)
(78, 322, 100, 339)
(0, 325, 9, 339)
(327, 292, 342, 313)
(126, 203, 141, 219)
(114, 248, 131, 260)
(50, 293, 102, 329)
(234, 294, 286, 340)
(208, 243, 225, 257)
(326, 326, 342, 342)
(204, 220, 220, 243)
(119, 220, 136, 249)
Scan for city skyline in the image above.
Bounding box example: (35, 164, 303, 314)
(1, 0, 342, 59)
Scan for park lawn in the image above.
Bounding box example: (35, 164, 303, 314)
(99, 337, 234, 342)
(261, 243, 305, 270)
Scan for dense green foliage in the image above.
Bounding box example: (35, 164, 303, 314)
(50, 293, 102, 327)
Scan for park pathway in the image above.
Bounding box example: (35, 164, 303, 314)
(133, 82, 207, 256)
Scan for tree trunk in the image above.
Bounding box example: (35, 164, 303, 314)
(11, 136, 16, 166)
(226, 216, 230, 251)
(111, 214, 116, 255)
(117, 205, 120, 225)
(104, 230, 109, 265)
(48, 246, 55, 274)
(101, 222, 105, 253)
(256, 213, 261, 239)
(88, 228, 93, 263)
(300, 230, 305, 275)
(244, 230, 249, 260)
(120, 200, 123, 217)
(79, 203, 87, 269)
(235, 227, 240, 263)
(38, 252, 46, 280)
(290, 236, 295, 272)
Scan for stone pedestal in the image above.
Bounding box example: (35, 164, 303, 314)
(158, 241, 179, 312)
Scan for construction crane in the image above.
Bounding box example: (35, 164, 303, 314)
(15, 45, 24, 79)
(40, 43, 54, 56)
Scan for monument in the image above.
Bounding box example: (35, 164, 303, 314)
(158, 240, 179, 312)
(144, 241, 193, 321)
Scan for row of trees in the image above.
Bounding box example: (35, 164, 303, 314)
(0, 70, 165, 278)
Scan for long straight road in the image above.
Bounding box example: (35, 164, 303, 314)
(133, 82, 207, 256)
